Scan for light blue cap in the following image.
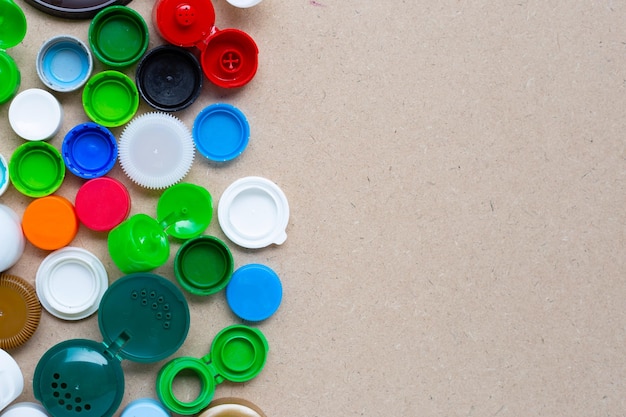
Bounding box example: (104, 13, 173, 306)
(226, 263, 282, 322)
(120, 398, 171, 417)
(0, 154, 9, 196)
(37, 35, 93, 93)
(192, 103, 250, 162)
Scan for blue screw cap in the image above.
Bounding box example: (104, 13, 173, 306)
(192, 103, 250, 162)
(62, 122, 117, 179)
(226, 264, 282, 322)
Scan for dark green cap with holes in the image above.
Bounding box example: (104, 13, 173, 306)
(33, 273, 190, 417)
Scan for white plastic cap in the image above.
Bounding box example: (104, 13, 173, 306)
(218, 176, 289, 249)
(0, 402, 50, 417)
(225, 0, 263, 7)
(36, 247, 108, 320)
(8, 89, 63, 141)
(0, 350, 24, 413)
(118, 112, 195, 189)
(0, 205, 25, 272)
(199, 403, 263, 417)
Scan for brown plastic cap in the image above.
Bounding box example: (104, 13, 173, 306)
(0, 274, 41, 349)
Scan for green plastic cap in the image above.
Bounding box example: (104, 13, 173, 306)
(9, 141, 65, 197)
(174, 235, 233, 296)
(156, 325, 268, 415)
(0, 0, 26, 104)
(89, 5, 149, 67)
(82, 70, 139, 127)
(157, 183, 213, 239)
(107, 214, 170, 273)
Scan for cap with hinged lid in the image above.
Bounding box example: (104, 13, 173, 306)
(108, 182, 213, 273)
(156, 324, 268, 415)
(33, 273, 190, 417)
(153, 0, 258, 89)
(0, 0, 26, 104)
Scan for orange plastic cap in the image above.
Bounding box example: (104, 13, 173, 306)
(22, 196, 79, 251)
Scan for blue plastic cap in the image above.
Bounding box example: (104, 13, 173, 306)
(0, 154, 9, 196)
(192, 103, 250, 162)
(120, 398, 171, 417)
(226, 263, 283, 322)
(62, 122, 117, 179)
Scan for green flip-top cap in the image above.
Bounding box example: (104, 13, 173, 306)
(0, 0, 27, 104)
(108, 183, 214, 274)
(157, 182, 213, 239)
(33, 273, 190, 417)
(156, 324, 268, 415)
(108, 213, 170, 273)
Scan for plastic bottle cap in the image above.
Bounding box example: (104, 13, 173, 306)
(0, 0, 26, 104)
(121, 398, 170, 417)
(22, 0, 131, 19)
(82, 70, 139, 127)
(8, 89, 63, 141)
(156, 325, 268, 415)
(33, 274, 190, 417)
(0, 155, 8, 197)
(0, 402, 51, 417)
(198, 398, 267, 417)
(0, 205, 25, 273)
(22, 196, 78, 251)
(36, 35, 93, 92)
(200, 29, 258, 89)
(118, 112, 194, 189)
(9, 141, 65, 198)
(225, 0, 262, 7)
(0, 349, 24, 412)
(108, 214, 170, 273)
(218, 176, 289, 249)
(153, 0, 216, 48)
(193, 103, 250, 162)
(136, 45, 203, 112)
(157, 183, 213, 239)
(62, 122, 117, 179)
(0, 274, 41, 350)
(36, 247, 108, 320)
(226, 264, 282, 322)
(174, 236, 233, 296)
(89, 5, 149, 67)
(75, 177, 130, 231)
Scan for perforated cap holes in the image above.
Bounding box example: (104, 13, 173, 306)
(50, 373, 92, 412)
(132, 288, 173, 329)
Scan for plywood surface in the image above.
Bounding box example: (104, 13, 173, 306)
(3, 1, 626, 416)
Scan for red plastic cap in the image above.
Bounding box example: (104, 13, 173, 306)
(153, 0, 215, 47)
(75, 177, 131, 232)
(201, 29, 259, 89)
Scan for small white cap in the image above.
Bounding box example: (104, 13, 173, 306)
(36, 247, 108, 320)
(225, 0, 263, 7)
(0, 350, 24, 413)
(218, 176, 289, 249)
(0, 402, 50, 417)
(0, 205, 25, 272)
(8, 89, 63, 141)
